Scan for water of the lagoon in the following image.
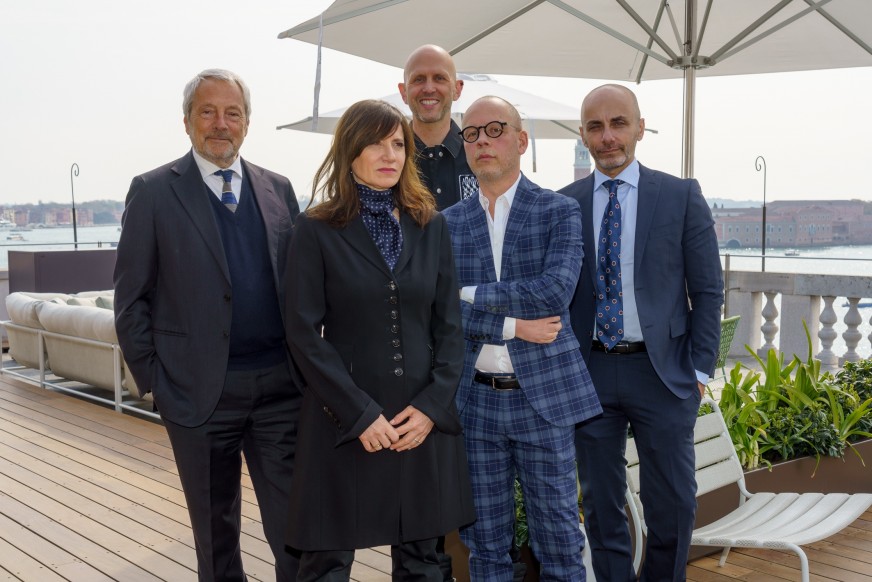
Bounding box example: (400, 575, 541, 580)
(0, 228, 869, 358)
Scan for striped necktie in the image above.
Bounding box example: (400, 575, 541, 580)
(215, 169, 238, 212)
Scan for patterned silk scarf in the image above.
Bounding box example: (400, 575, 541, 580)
(357, 183, 403, 271)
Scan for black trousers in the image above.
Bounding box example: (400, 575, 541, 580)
(297, 538, 441, 582)
(163, 361, 302, 582)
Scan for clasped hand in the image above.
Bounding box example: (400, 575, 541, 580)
(516, 315, 561, 344)
(359, 405, 434, 453)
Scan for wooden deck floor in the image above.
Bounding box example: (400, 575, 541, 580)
(0, 373, 392, 581)
(1, 371, 871, 581)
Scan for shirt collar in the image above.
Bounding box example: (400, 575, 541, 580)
(593, 159, 640, 192)
(191, 149, 244, 181)
(413, 119, 464, 159)
(478, 172, 521, 213)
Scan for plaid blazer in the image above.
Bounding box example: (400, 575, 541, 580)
(443, 174, 601, 427)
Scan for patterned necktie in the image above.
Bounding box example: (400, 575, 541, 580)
(596, 179, 624, 349)
(214, 169, 238, 212)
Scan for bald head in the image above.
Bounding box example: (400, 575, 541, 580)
(399, 45, 463, 142)
(579, 84, 645, 178)
(462, 96, 528, 194)
(403, 44, 457, 83)
(466, 96, 523, 127)
(581, 84, 641, 124)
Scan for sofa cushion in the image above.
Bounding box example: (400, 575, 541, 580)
(67, 296, 100, 307)
(35, 301, 118, 343)
(95, 295, 114, 310)
(73, 290, 115, 299)
(6, 292, 71, 329)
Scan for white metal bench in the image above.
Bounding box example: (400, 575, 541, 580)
(625, 397, 872, 582)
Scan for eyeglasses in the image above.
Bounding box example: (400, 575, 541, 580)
(459, 120, 509, 143)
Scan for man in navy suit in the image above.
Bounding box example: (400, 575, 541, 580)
(443, 96, 601, 581)
(561, 84, 723, 581)
(115, 69, 301, 581)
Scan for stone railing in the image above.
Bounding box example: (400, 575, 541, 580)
(725, 270, 872, 368)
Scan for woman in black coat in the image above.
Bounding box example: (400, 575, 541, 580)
(284, 99, 474, 581)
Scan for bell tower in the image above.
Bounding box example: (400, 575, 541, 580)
(574, 139, 592, 180)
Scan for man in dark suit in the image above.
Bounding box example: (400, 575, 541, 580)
(114, 69, 301, 582)
(443, 96, 601, 582)
(561, 84, 723, 582)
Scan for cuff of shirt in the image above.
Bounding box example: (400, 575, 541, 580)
(461, 286, 476, 304)
(695, 370, 710, 386)
(503, 317, 516, 340)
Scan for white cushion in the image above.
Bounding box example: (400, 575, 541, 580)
(6, 292, 70, 329)
(35, 301, 117, 343)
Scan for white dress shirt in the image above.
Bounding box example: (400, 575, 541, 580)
(192, 149, 244, 203)
(461, 174, 522, 374)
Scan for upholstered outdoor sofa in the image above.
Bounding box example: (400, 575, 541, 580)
(2, 290, 155, 419)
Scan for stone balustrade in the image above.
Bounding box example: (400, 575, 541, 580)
(725, 270, 872, 368)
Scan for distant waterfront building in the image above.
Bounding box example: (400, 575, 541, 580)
(574, 139, 592, 181)
(713, 199, 871, 248)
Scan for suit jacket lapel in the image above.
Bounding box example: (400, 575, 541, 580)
(463, 196, 497, 283)
(337, 216, 394, 278)
(580, 175, 598, 289)
(501, 176, 536, 277)
(244, 159, 283, 289)
(393, 212, 423, 275)
(634, 164, 660, 269)
(171, 152, 230, 283)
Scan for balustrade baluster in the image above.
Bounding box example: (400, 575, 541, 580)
(758, 291, 779, 356)
(817, 295, 839, 368)
(840, 297, 862, 364)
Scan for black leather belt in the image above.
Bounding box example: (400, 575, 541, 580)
(591, 340, 647, 354)
(474, 371, 521, 390)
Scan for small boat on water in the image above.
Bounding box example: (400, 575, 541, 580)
(843, 301, 872, 308)
(6, 233, 25, 241)
(784, 249, 800, 256)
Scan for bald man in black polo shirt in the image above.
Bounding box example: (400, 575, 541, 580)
(399, 44, 478, 211)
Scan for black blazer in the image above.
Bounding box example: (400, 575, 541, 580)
(114, 150, 299, 426)
(284, 211, 474, 550)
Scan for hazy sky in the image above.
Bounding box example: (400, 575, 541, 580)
(3, 0, 872, 206)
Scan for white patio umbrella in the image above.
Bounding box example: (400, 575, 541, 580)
(277, 73, 585, 170)
(279, 0, 872, 178)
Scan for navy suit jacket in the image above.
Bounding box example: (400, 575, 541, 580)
(114, 150, 300, 427)
(561, 164, 723, 399)
(443, 174, 601, 427)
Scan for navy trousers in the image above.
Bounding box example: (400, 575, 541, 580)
(575, 351, 700, 582)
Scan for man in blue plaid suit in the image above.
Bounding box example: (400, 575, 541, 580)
(443, 96, 602, 582)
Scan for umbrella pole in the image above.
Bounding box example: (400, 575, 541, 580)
(311, 12, 324, 131)
(682, 66, 695, 179)
(681, 0, 697, 179)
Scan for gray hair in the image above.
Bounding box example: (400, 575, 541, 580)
(182, 69, 251, 119)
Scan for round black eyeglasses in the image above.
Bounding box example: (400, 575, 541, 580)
(459, 121, 508, 143)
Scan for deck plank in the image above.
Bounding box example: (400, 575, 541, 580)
(5, 369, 872, 582)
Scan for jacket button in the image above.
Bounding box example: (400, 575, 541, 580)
(388, 281, 397, 291)
(394, 368, 404, 377)
(224, 293, 232, 301)
(389, 296, 398, 304)
(222, 330, 229, 338)
(393, 353, 403, 361)
(391, 324, 399, 333)
(390, 310, 399, 320)
(392, 339, 400, 348)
